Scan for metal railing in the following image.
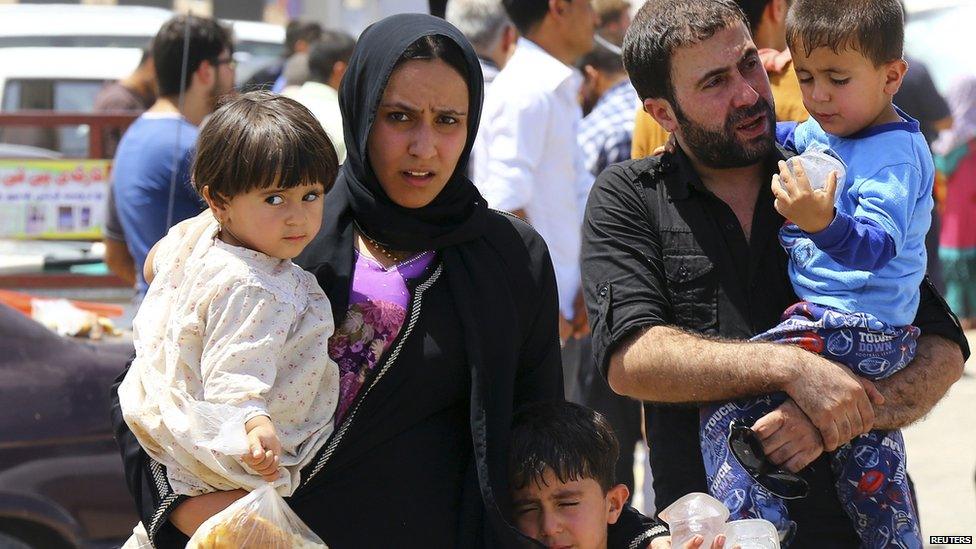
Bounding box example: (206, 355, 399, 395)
(0, 111, 139, 159)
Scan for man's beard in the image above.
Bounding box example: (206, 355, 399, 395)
(674, 96, 775, 169)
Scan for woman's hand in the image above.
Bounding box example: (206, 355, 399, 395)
(649, 533, 732, 549)
(169, 489, 247, 536)
(243, 415, 282, 482)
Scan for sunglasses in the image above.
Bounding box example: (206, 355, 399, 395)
(727, 419, 810, 500)
(213, 57, 237, 69)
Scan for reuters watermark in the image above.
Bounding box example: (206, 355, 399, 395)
(930, 536, 974, 545)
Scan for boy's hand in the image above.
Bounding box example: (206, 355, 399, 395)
(771, 159, 837, 234)
(243, 415, 282, 482)
(649, 534, 732, 548)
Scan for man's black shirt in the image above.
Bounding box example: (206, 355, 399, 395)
(581, 146, 969, 547)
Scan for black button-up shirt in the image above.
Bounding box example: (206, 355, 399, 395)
(581, 146, 969, 547)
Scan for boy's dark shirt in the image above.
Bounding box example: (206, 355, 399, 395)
(581, 146, 969, 547)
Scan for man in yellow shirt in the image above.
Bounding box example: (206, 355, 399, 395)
(630, 0, 807, 158)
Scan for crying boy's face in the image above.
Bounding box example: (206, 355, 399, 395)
(511, 467, 628, 549)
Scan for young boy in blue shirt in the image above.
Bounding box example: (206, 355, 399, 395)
(512, 401, 729, 549)
(699, 1, 931, 547)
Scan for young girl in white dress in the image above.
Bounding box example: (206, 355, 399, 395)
(118, 92, 341, 521)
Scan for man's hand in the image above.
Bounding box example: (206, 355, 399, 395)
(779, 346, 884, 451)
(771, 159, 837, 234)
(243, 415, 282, 482)
(649, 533, 731, 548)
(752, 399, 824, 472)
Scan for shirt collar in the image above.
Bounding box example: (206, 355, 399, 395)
(846, 105, 921, 139)
(511, 37, 580, 92)
(299, 81, 339, 98)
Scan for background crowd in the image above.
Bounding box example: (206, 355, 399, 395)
(96, 0, 976, 547)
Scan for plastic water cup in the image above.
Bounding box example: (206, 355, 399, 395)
(784, 144, 846, 191)
(724, 519, 781, 549)
(658, 492, 730, 548)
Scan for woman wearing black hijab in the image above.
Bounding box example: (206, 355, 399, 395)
(110, 13, 665, 548)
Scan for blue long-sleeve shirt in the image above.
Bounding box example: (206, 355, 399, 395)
(778, 108, 933, 326)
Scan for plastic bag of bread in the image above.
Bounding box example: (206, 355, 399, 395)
(187, 484, 328, 549)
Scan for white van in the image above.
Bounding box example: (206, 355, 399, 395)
(0, 4, 284, 156)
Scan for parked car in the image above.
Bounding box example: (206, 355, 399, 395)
(0, 303, 135, 548)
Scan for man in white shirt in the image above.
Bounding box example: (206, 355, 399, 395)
(445, 0, 518, 86)
(473, 0, 597, 340)
(284, 30, 355, 162)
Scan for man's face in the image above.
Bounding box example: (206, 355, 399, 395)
(562, 0, 598, 60)
(666, 23, 776, 168)
(211, 48, 237, 105)
(512, 468, 628, 549)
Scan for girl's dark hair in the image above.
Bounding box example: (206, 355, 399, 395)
(192, 91, 339, 206)
(394, 34, 470, 82)
(509, 401, 619, 493)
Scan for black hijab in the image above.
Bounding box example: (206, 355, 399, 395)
(298, 13, 539, 547)
(338, 12, 487, 251)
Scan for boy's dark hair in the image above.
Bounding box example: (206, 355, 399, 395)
(153, 15, 234, 97)
(501, 0, 550, 34)
(623, 0, 748, 102)
(307, 30, 357, 84)
(785, 0, 904, 66)
(192, 91, 339, 207)
(285, 20, 324, 56)
(578, 41, 625, 75)
(509, 401, 619, 493)
(395, 34, 470, 82)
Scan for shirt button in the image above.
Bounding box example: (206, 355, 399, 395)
(725, 222, 736, 231)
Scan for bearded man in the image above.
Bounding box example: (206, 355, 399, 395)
(580, 0, 968, 546)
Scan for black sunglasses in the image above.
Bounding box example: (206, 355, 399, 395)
(727, 419, 810, 500)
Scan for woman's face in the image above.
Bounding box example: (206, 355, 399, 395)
(367, 58, 469, 209)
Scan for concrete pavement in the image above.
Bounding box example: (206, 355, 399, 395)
(904, 329, 976, 545)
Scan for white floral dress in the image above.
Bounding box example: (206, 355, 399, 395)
(118, 211, 339, 497)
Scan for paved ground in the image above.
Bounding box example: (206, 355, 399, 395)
(904, 329, 976, 545)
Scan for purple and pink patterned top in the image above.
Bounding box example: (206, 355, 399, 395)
(328, 249, 438, 424)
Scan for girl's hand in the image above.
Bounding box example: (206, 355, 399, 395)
(243, 415, 282, 482)
(649, 534, 732, 549)
(771, 159, 837, 234)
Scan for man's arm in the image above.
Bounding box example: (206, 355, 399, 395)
(754, 334, 964, 472)
(874, 334, 964, 429)
(754, 279, 969, 471)
(581, 163, 879, 452)
(608, 325, 881, 451)
(104, 237, 137, 286)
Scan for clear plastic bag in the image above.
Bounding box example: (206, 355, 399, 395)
(187, 484, 328, 548)
(182, 398, 325, 547)
(724, 519, 780, 548)
(658, 492, 730, 548)
(784, 142, 847, 191)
